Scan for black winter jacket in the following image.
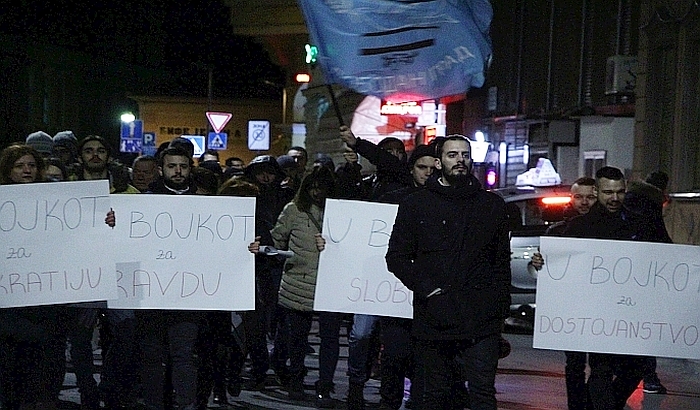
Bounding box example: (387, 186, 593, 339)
(385, 175, 511, 340)
(563, 202, 667, 243)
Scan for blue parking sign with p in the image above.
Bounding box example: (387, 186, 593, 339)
(142, 132, 157, 156)
(208, 132, 227, 150)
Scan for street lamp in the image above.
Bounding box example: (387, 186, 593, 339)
(121, 112, 135, 123)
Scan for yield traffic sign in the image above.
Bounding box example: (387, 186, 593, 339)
(206, 112, 232, 133)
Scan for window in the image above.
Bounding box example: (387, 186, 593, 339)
(584, 150, 606, 178)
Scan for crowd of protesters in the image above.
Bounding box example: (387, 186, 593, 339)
(1, 127, 672, 410)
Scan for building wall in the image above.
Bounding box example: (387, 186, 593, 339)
(488, 0, 636, 117)
(579, 116, 635, 176)
(132, 96, 285, 165)
(634, 0, 700, 191)
(0, 34, 164, 150)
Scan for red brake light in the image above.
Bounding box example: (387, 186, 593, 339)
(541, 196, 570, 205)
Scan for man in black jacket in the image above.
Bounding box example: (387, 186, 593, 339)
(376, 144, 435, 410)
(386, 135, 511, 410)
(140, 147, 202, 410)
(529, 176, 597, 410)
(240, 155, 295, 389)
(340, 126, 413, 409)
(562, 166, 664, 410)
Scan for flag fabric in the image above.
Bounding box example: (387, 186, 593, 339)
(297, 0, 493, 101)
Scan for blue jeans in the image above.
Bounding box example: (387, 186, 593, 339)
(347, 314, 379, 384)
(412, 335, 499, 410)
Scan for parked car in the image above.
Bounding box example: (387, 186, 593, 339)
(491, 184, 573, 325)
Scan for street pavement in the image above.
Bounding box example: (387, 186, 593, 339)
(60, 321, 700, 409)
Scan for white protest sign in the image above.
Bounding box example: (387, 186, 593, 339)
(0, 180, 117, 307)
(108, 195, 256, 310)
(314, 199, 413, 318)
(534, 236, 700, 359)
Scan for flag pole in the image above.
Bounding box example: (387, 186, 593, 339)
(326, 84, 345, 127)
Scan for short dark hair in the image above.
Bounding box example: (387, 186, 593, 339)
(645, 170, 669, 191)
(132, 155, 157, 168)
(168, 137, 195, 158)
(377, 137, 405, 151)
(199, 149, 220, 164)
(288, 146, 308, 160)
(572, 176, 596, 186)
(433, 134, 470, 157)
(45, 157, 68, 181)
(225, 157, 244, 167)
(595, 166, 624, 181)
(78, 135, 111, 157)
(191, 166, 219, 195)
(158, 147, 192, 167)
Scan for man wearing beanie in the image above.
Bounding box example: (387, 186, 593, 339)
(26, 131, 54, 158)
(53, 131, 80, 179)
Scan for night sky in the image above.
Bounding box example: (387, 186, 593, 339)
(2, 0, 284, 98)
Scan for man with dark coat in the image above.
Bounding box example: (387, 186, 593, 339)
(562, 166, 667, 410)
(376, 143, 437, 410)
(240, 155, 295, 388)
(139, 147, 201, 410)
(386, 135, 511, 410)
(529, 176, 597, 410)
(339, 126, 414, 409)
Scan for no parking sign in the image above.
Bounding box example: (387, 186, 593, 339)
(247, 120, 270, 151)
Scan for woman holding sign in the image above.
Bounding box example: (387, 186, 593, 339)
(0, 143, 65, 410)
(249, 166, 344, 408)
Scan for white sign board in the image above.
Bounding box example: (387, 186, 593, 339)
(108, 195, 256, 310)
(314, 199, 413, 318)
(534, 236, 700, 359)
(247, 120, 270, 151)
(0, 181, 117, 307)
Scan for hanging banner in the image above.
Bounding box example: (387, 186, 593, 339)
(297, 0, 493, 100)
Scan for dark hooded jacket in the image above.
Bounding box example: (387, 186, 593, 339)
(386, 175, 511, 340)
(242, 155, 295, 281)
(242, 155, 295, 245)
(623, 180, 672, 243)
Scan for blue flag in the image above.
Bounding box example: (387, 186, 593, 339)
(297, 0, 493, 101)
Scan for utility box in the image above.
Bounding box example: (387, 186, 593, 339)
(605, 55, 638, 95)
